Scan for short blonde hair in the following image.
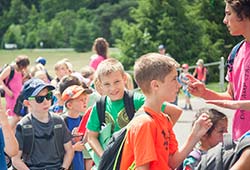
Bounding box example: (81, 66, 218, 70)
(96, 58, 125, 81)
(134, 53, 178, 94)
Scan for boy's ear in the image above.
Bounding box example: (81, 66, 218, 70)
(23, 99, 30, 107)
(123, 73, 128, 82)
(151, 80, 159, 90)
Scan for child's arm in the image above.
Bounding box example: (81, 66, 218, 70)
(61, 141, 74, 170)
(206, 100, 250, 111)
(163, 102, 182, 126)
(230, 147, 250, 170)
(87, 130, 104, 157)
(0, 105, 18, 156)
(12, 151, 30, 170)
(168, 113, 212, 169)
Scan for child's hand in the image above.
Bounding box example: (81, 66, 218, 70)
(191, 113, 212, 139)
(73, 141, 85, 152)
(72, 127, 83, 143)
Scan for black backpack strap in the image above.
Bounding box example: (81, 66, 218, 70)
(123, 90, 135, 120)
(97, 96, 107, 126)
(5, 65, 15, 86)
(51, 113, 65, 159)
(226, 40, 244, 72)
(21, 114, 34, 161)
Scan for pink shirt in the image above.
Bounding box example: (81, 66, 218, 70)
(5, 70, 23, 116)
(227, 41, 250, 140)
(89, 55, 105, 70)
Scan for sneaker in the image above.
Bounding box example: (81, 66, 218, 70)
(189, 105, 193, 110)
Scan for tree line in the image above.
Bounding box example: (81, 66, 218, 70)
(0, 0, 243, 79)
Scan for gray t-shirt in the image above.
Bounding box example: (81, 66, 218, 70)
(15, 113, 71, 170)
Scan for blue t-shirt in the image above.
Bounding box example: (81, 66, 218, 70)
(65, 115, 84, 170)
(0, 128, 7, 170)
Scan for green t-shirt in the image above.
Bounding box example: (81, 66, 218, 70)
(87, 91, 145, 133)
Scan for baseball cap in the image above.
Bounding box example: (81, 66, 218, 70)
(158, 44, 165, 50)
(61, 85, 92, 102)
(22, 78, 55, 99)
(36, 57, 46, 66)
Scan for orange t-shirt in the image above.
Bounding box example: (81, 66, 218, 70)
(120, 106, 178, 170)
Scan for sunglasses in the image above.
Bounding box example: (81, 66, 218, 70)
(29, 91, 53, 103)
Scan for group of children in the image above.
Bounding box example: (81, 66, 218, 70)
(0, 51, 232, 170)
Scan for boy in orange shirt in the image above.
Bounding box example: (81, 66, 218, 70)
(120, 53, 212, 170)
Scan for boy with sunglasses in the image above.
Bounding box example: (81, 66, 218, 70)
(12, 78, 74, 170)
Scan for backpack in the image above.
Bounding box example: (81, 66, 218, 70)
(195, 132, 250, 170)
(96, 90, 135, 127)
(0, 64, 15, 97)
(98, 111, 149, 170)
(226, 40, 244, 73)
(19, 113, 65, 161)
(14, 92, 28, 117)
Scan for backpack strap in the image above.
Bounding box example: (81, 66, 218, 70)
(97, 96, 107, 126)
(123, 90, 135, 120)
(4, 65, 14, 85)
(51, 113, 65, 159)
(21, 113, 34, 161)
(226, 40, 244, 72)
(228, 133, 250, 168)
(97, 90, 135, 127)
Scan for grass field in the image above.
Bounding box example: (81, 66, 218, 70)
(0, 49, 94, 77)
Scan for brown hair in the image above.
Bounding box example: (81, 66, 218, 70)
(194, 108, 228, 137)
(15, 55, 30, 69)
(134, 53, 178, 94)
(225, 0, 250, 20)
(92, 37, 109, 58)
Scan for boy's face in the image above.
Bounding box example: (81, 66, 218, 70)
(27, 88, 52, 114)
(100, 71, 127, 101)
(158, 69, 181, 102)
(205, 119, 228, 148)
(66, 93, 89, 113)
(56, 64, 70, 79)
(223, 3, 247, 36)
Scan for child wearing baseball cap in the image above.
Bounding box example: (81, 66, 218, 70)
(61, 85, 92, 170)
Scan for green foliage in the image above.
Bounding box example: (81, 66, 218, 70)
(70, 20, 94, 52)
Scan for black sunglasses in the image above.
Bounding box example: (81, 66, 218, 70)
(29, 91, 53, 103)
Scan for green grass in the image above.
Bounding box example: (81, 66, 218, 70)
(0, 49, 94, 77)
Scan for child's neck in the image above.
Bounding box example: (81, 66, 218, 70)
(144, 97, 163, 113)
(67, 110, 80, 118)
(32, 112, 49, 123)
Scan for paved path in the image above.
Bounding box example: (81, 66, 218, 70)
(174, 97, 234, 147)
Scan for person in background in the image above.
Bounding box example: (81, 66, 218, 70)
(179, 64, 192, 110)
(192, 59, 207, 84)
(158, 44, 172, 57)
(0, 55, 30, 129)
(180, 108, 228, 170)
(35, 56, 53, 81)
(0, 101, 18, 170)
(187, 0, 250, 141)
(89, 37, 109, 70)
